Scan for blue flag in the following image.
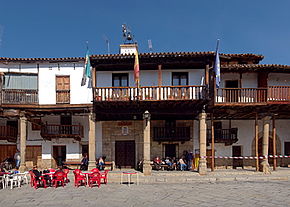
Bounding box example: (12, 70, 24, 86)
(214, 39, 220, 88)
(81, 49, 91, 87)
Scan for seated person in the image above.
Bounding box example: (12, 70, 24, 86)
(178, 157, 187, 171)
(55, 166, 64, 174)
(97, 157, 105, 170)
(32, 166, 42, 181)
(153, 156, 162, 170)
(42, 169, 51, 185)
(80, 153, 88, 171)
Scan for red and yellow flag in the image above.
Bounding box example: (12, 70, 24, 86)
(134, 50, 140, 87)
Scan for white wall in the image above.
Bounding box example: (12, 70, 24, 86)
(0, 63, 38, 74)
(38, 62, 92, 104)
(96, 69, 205, 87)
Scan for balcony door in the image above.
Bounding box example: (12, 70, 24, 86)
(60, 115, 72, 135)
(225, 80, 239, 102)
(56, 76, 70, 104)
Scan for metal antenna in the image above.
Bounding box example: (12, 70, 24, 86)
(148, 39, 153, 53)
(103, 35, 110, 54)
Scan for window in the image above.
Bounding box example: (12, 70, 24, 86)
(172, 72, 188, 86)
(112, 73, 129, 87)
(225, 80, 239, 88)
(56, 76, 70, 104)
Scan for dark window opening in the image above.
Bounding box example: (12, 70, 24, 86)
(172, 72, 188, 86)
(112, 73, 129, 87)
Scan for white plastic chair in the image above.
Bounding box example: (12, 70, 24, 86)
(0, 175, 5, 189)
(4, 174, 21, 189)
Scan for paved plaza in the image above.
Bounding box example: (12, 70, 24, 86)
(0, 179, 289, 207)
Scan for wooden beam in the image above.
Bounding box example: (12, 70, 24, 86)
(211, 113, 215, 171)
(255, 113, 259, 171)
(272, 115, 277, 171)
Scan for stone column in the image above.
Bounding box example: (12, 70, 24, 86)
(19, 116, 27, 172)
(88, 113, 96, 171)
(96, 121, 103, 158)
(261, 116, 271, 174)
(198, 112, 207, 175)
(143, 111, 152, 176)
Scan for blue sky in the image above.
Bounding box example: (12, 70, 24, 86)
(0, 0, 290, 64)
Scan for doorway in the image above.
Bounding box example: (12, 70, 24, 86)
(225, 80, 239, 102)
(164, 144, 177, 158)
(232, 146, 243, 168)
(115, 141, 135, 169)
(53, 146, 66, 167)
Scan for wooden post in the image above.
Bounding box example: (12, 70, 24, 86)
(255, 113, 259, 171)
(211, 113, 215, 171)
(205, 64, 209, 85)
(158, 65, 162, 100)
(272, 115, 277, 171)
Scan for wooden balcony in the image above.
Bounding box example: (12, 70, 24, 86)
(215, 86, 290, 104)
(41, 124, 84, 141)
(0, 126, 17, 142)
(94, 85, 206, 102)
(1, 89, 38, 105)
(56, 90, 70, 104)
(207, 128, 238, 146)
(153, 127, 191, 142)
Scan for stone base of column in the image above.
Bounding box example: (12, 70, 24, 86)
(198, 158, 207, 175)
(19, 164, 27, 172)
(41, 159, 53, 169)
(88, 161, 96, 171)
(143, 160, 152, 176)
(261, 159, 271, 174)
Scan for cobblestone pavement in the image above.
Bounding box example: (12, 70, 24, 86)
(0, 180, 290, 207)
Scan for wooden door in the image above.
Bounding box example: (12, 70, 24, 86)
(0, 145, 17, 163)
(56, 76, 70, 104)
(25, 146, 42, 166)
(115, 141, 135, 168)
(53, 146, 66, 168)
(285, 142, 290, 155)
(60, 115, 72, 134)
(233, 146, 243, 168)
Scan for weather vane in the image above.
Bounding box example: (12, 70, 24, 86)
(122, 24, 135, 44)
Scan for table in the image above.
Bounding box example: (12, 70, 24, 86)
(120, 172, 139, 186)
(82, 172, 92, 187)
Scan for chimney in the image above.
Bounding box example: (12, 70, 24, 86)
(119, 43, 138, 55)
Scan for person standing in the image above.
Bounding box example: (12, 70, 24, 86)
(80, 153, 88, 171)
(14, 149, 21, 170)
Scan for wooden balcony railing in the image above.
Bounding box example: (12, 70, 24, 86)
(41, 124, 84, 141)
(0, 126, 18, 142)
(268, 86, 290, 102)
(216, 87, 290, 104)
(153, 127, 191, 142)
(215, 88, 267, 104)
(2, 89, 38, 104)
(94, 86, 206, 101)
(207, 128, 238, 145)
(56, 90, 70, 104)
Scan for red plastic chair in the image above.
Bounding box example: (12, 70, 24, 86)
(49, 168, 56, 173)
(73, 169, 86, 187)
(99, 170, 109, 184)
(91, 168, 100, 173)
(88, 172, 100, 188)
(29, 171, 47, 189)
(52, 172, 65, 188)
(63, 168, 70, 183)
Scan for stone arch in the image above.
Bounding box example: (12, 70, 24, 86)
(251, 131, 281, 156)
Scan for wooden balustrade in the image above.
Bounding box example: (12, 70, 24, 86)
(94, 85, 206, 101)
(153, 127, 190, 141)
(268, 86, 290, 102)
(41, 124, 84, 140)
(2, 89, 38, 104)
(0, 126, 18, 142)
(56, 90, 70, 104)
(207, 128, 238, 145)
(216, 87, 290, 104)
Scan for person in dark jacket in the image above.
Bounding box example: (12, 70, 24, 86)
(80, 153, 88, 171)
